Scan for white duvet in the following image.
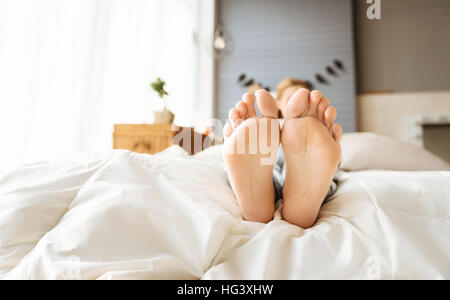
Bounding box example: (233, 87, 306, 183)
(0, 145, 449, 280)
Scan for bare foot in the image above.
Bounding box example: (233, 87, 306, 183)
(223, 90, 280, 223)
(281, 89, 343, 228)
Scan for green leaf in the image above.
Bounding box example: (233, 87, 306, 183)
(150, 77, 169, 98)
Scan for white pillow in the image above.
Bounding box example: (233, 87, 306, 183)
(340, 132, 450, 171)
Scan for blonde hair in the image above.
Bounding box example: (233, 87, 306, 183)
(276, 78, 311, 100)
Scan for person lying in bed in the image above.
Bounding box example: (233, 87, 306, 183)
(223, 78, 342, 229)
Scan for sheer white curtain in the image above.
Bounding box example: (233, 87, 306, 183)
(0, 0, 201, 170)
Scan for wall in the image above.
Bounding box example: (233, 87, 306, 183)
(358, 91, 450, 163)
(216, 0, 357, 132)
(193, 0, 216, 125)
(354, 0, 450, 93)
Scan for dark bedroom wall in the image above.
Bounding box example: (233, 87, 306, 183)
(215, 0, 357, 132)
(354, 0, 450, 93)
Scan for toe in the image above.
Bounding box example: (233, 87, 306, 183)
(242, 92, 257, 118)
(317, 97, 329, 122)
(223, 122, 233, 138)
(324, 106, 337, 130)
(307, 90, 322, 117)
(286, 88, 309, 119)
(331, 123, 343, 144)
(255, 89, 278, 119)
(228, 108, 242, 128)
(235, 101, 248, 119)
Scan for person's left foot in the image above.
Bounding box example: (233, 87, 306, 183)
(281, 89, 342, 228)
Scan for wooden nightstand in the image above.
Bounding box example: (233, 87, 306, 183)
(113, 124, 213, 155)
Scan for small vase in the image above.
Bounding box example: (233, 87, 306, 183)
(154, 109, 175, 124)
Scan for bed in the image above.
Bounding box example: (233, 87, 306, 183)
(0, 144, 449, 279)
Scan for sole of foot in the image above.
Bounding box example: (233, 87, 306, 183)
(281, 89, 342, 228)
(223, 89, 280, 223)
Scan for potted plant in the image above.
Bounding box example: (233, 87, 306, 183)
(151, 77, 174, 124)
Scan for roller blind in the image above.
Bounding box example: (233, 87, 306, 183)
(216, 0, 356, 132)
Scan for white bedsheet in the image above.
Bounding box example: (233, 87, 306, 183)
(0, 146, 449, 279)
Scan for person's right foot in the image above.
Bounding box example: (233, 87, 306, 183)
(223, 90, 280, 223)
(281, 89, 343, 228)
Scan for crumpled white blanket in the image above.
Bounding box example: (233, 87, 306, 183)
(0, 145, 449, 279)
